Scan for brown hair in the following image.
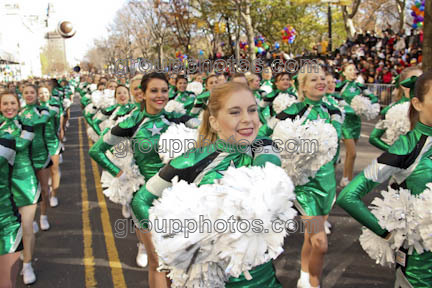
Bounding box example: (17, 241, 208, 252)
(393, 66, 422, 102)
(341, 62, 356, 81)
(0, 92, 21, 112)
(23, 83, 40, 105)
(409, 70, 432, 130)
(197, 82, 254, 148)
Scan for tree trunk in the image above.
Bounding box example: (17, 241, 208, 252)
(342, 6, 356, 39)
(240, 0, 255, 62)
(423, 0, 432, 71)
(396, 0, 406, 32)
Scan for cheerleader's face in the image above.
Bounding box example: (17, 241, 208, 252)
(108, 82, 118, 91)
(38, 87, 50, 102)
(303, 70, 327, 100)
(176, 79, 187, 92)
(206, 77, 218, 91)
(249, 76, 260, 90)
(23, 86, 37, 105)
(130, 80, 143, 103)
(210, 90, 259, 144)
(169, 75, 177, 86)
(344, 64, 357, 81)
(143, 79, 169, 115)
(98, 84, 105, 91)
(0, 94, 19, 119)
(217, 75, 226, 84)
(325, 75, 336, 93)
(276, 74, 290, 91)
(414, 85, 432, 127)
(115, 86, 129, 105)
(195, 75, 203, 83)
(262, 68, 272, 80)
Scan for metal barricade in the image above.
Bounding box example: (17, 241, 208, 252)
(365, 84, 396, 107)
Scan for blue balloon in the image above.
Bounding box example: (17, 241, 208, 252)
(275, 42, 280, 49)
(420, 6, 424, 11)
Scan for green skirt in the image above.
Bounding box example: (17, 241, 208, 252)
(226, 261, 282, 288)
(342, 113, 361, 140)
(294, 162, 336, 216)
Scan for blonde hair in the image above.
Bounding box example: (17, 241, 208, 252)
(130, 74, 143, 103)
(197, 82, 254, 148)
(297, 63, 324, 102)
(393, 66, 422, 102)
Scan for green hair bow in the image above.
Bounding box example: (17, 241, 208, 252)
(400, 75, 418, 99)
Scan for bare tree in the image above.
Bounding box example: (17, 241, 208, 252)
(232, 0, 255, 62)
(341, 0, 361, 38)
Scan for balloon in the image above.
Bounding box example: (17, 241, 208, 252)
(412, 23, 418, 29)
(275, 42, 280, 49)
(199, 50, 204, 55)
(184, 55, 188, 59)
(411, 11, 416, 16)
(418, 22, 423, 27)
(420, 6, 424, 11)
(220, 42, 225, 46)
(264, 44, 269, 50)
(416, 1, 421, 8)
(216, 52, 221, 58)
(255, 47, 259, 53)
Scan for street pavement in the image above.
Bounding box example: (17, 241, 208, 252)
(17, 101, 394, 288)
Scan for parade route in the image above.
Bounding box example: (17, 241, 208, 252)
(16, 100, 394, 288)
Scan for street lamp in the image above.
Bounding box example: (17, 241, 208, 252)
(321, 0, 352, 52)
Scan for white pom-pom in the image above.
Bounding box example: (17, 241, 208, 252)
(165, 100, 187, 114)
(272, 117, 338, 185)
(260, 84, 273, 94)
(383, 102, 410, 145)
(359, 228, 395, 266)
(369, 186, 425, 255)
(187, 82, 204, 96)
(63, 98, 72, 110)
(86, 126, 99, 143)
(150, 163, 296, 286)
(103, 153, 145, 205)
(350, 95, 380, 120)
(158, 123, 198, 164)
(272, 93, 298, 115)
(412, 183, 432, 252)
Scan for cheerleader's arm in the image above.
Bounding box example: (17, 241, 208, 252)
(337, 152, 404, 237)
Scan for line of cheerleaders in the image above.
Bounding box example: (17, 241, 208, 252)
(1, 62, 431, 287)
(0, 79, 75, 286)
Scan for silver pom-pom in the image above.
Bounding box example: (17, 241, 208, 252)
(350, 95, 380, 120)
(165, 100, 187, 115)
(382, 102, 410, 145)
(272, 93, 298, 115)
(187, 82, 204, 96)
(359, 227, 395, 267)
(158, 123, 198, 164)
(150, 163, 296, 287)
(272, 117, 338, 185)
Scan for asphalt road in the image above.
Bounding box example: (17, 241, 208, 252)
(17, 101, 394, 288)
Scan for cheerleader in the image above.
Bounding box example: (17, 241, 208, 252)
(172, 75, 196, 114)
(21, 84, 53, 232)
(337, 70, 432, 287)
(260, 66, 274, 94)
(259, 64, 342, 288)
(38, 86, 62, 208)
(168, 74, 177, 100)
(0, 91, 39, 285)
(263, 72, 297, 117)
(247, 73, 271, 125)
(131, 82, 283, 287)
(189, 74, 218, 117)
(337, 63, 378, 187)
(0, 93, 22, 288)
(130, 74, 144, 107)
(369, 66, 422, 151)
(230, 73, 248, 85)
(89, 72, 199, 280)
